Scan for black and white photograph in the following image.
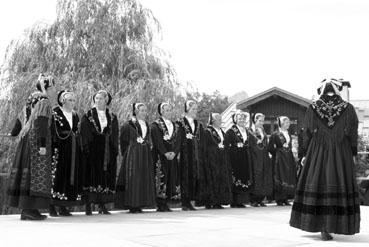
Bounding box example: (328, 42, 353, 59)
(0, 0, 369, 246)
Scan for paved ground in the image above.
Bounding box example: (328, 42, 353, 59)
(0, 205, 368, 247)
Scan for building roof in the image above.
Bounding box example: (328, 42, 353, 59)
(220, 102, 237, 131)
(237, 87, 312, 109)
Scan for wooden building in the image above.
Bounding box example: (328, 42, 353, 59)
(237, 87, 312, 136)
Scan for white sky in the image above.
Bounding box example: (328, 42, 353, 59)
(1, 0, 369, 100)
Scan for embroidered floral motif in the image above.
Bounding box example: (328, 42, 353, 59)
(171, 185, 181, 200)
(312, 95, 348, 128)
(52, 110, 64, 126)
(250, 127, 267, 149)
(232, 175, 252, 189)
(130, 118, 149, 145)
(137, 137, 144, 144)
(87, 109, 114, 134)
(186, 133, 194, 139)
(83, 185, 115, 194)
(51, 148, 60, 198)
(155, 157, 167, 199)
(231, 125, 248, 144)
(156, 118, 177, 143)
(207, 126, 225, 149)
(180, 117, 200, 141)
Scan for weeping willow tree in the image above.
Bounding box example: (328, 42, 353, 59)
(1, 0, 185, 122)
(0, 0, 188, 188)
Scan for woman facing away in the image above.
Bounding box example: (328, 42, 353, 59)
(290, 79, 360, 240)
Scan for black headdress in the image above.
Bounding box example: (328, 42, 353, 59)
(36, 74, 55, 92)
(158, 102, 170, 116)
(133, 103, 145, 116)
(93, 90, 112, 106)
(184, 100, 196, 113)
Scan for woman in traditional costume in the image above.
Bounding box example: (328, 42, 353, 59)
(204, 113, 232, 209)
(115, 103, 156, 213)
(249, 113, 273, 207)
(268, 116, 297, 206)
(290, 79, 360, 240)
(49, 91, 83, 216)
(177, 100, 205, 211)
(80, 90, 119, 215)
(151, 103, 181, 212)
(7, 74, 56, 220)
(225, 111, 253, 208)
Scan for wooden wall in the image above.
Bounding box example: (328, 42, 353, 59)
(240, 95, 308, 135)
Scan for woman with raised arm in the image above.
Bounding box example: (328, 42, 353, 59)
(7, 74, 56, 220)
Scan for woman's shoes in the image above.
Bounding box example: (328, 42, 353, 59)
(129, 207, 142, 213)
(157, 204, 171, 212)
(21, 209, 47, 221)
(284, 200, 291, 206)
(85, 204, 92, 216)
(321, 231, 333, 241)
(182, 202, 196, 211)
(98, 204, 111, 215)
(49, 205, 58, 217)
(59, 206, 72, 216)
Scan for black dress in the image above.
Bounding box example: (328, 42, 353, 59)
(204, 126, 232, 206)
(268, 130, 297, 202)
(50, 106, 83, 206)
(80, 108, 119, 204)
(151, 118, 182, 207)
(225, 125, 253, 205)
(290, 95, 360, 235)
(115, 119, 156, 209)
(249, 127, 273, 203)
(177, 117, 206, 205)
(7, 95, 53, 209)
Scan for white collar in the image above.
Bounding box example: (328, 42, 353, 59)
(185, 116, 194, 122)
(162, 117, 171, 123)
(279, 128, 288, 133)
(237, 125, 246, 131)
(61, 108, 73, 115)
(138, 119, 146, 124)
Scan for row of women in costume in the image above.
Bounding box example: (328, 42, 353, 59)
(6, 75, 298, 220)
